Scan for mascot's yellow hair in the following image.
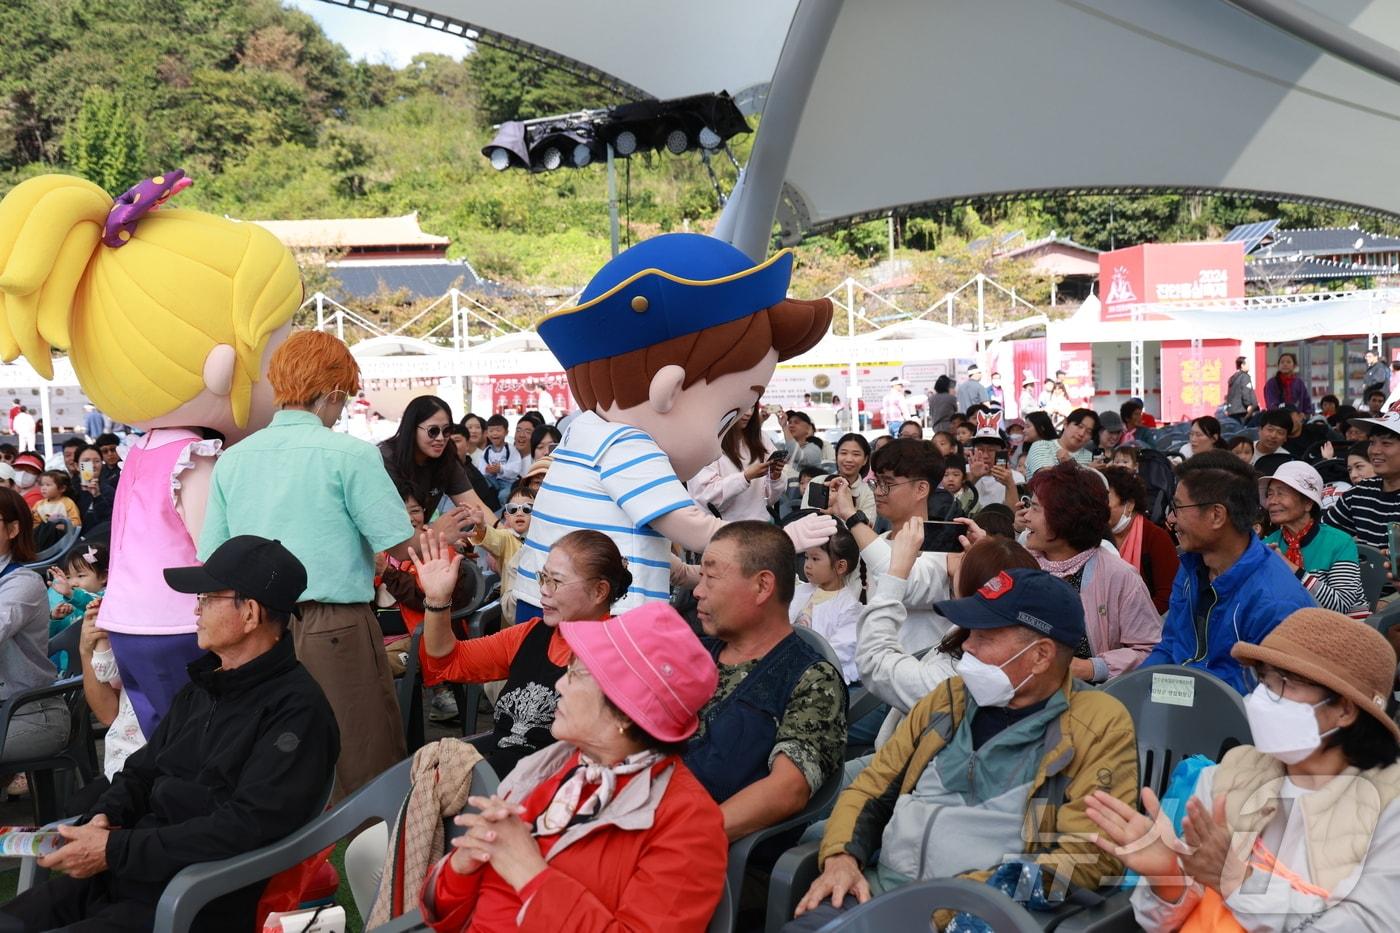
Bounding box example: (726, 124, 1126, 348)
(0, 173, 301, 427)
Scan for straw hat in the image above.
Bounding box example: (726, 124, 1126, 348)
(1233, 608, 1400, 740)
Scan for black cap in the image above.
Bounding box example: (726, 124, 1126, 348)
(933, 567, 1085, 648)
(165, 536, 307, 618)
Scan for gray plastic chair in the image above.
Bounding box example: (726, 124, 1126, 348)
(791, 624, 843, 677)
(810, 876, 1041, 932)
(1368, 600, 1400, 636)
(155, 756, 498, 933)
(397, 627, 427, 752)
(1356, 544, 1388, 612)
(23, 521, 81, 574)
(0, 675, 96, 824)
(1101, 664, 1250, 798)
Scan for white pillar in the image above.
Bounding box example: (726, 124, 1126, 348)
(39, 382, 54, 465)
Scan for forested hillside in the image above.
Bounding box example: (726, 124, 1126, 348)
(2, 0, 1393, 309)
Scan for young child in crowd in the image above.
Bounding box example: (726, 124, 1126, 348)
(941, 453, 977, 514)
(479, 413, 521, 498)
(1109, 445, 1141, 472)
(467, 481, 534, 625)
(48, 543, 109, 646)
(789, 528, 864, 685)
(1228, 435, 1254, 464)
(78, 598, 146, 789)
(32, 469, 80, 527)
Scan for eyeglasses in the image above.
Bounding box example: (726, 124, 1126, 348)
(564, 662, 593, 683)
(1254, 665, 1331, 704)
(419, 425, 447, 440)
(871, 477, 917, 495)
(537, 571, 593, 594)
(504, 503, 533, 516)
(195, 593, 241, 610)
(1166, 500, 1220, 515)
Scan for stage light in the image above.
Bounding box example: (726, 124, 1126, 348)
(480, 92, 750, 173)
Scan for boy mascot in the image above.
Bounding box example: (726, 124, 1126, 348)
(516, 233, 836, 620)
(0, 171, 300, 735)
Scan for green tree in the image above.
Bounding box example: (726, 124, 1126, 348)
(63, 88, 146, 193)
(466, 43, 622, 125)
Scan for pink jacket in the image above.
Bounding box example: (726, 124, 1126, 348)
(1069, 549, 1163, 681)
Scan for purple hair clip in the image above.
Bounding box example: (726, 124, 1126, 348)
(102, 170, 192, 248)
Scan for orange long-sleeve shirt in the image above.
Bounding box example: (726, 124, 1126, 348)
(419, 617, 572, 686)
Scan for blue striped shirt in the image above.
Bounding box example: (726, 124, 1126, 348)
(516, 412, 692, 611)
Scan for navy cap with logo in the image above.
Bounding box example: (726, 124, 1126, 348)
(164, 536, 307, 619)
(933, 567, 1085, 648)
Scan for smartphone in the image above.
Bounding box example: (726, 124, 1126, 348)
(921, 521, 965, 553)
(1389, 522, 1400, 562)
(808, 481, 830, 509)
(766, 404, 784, 416)
(994, 449, 1008, 466)
(768, 450, 789, 465)
(79, 461, 96, 483)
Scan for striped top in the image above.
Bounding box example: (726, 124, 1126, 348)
(515, 412, 693, 612)
(1263, 522, 1368, 617)
(1024, 439, 1092, 477)
(1323, 477, 1400, 551)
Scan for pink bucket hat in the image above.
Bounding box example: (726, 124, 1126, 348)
(560, 603, 718, 743)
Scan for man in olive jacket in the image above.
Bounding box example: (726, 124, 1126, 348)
(789, 568, 1138, 929)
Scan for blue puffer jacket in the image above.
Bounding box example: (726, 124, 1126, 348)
(1142, 536, 1314, 693)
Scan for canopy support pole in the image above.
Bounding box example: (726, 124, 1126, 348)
(720, 0, 843, 260)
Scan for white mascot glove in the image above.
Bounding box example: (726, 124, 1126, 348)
(785, 513, 837, 551)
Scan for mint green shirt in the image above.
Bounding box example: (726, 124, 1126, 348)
(199, 410, 414, 604)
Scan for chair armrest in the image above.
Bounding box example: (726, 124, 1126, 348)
(764, 841, 821, 933)
(153, 763, 401, 933)
(846, 687, 884, 727)
(0, 676, 84, 737)
(725, 770, 840, 903)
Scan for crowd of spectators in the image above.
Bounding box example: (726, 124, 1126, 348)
(6, 344, 1400, 932)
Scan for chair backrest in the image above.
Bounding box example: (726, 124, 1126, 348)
(1368, 601, 1400, 636)
(444, 758, 504, 842)
(454, 561, 488, 617)
(790, 624, 843, 676)
(1356, 544, 1388, 612)
(1101, 665, 1251, 798)
(397, 628, 425, 752)
(819, 876, 1041, 932)
(23, 522, 80, 573)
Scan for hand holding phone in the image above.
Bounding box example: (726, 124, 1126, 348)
(808, 481, 830, 509)
(921, 521, 965, 553)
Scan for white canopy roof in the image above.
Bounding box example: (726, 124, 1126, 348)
(354, 0, 1400, 253)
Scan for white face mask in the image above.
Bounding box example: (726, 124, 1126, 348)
(14, 472, 35, 490)
(1244, 684, 1337, 765)
(1009, 433, 1024, 445)
(1112, 510, 1133, 534)
(956, 640, 1036, 708)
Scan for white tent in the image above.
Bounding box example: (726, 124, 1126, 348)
(343, 0, 1400, 258)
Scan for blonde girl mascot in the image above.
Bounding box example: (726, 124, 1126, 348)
(0, 171, 300, 736)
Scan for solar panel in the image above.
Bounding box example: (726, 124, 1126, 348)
(1222, 219, 1279, 254)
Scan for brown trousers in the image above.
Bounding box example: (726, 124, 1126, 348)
(294, 602, 407, 802)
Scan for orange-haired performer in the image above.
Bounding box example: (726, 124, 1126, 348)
(199, 331, 472, 799)
(513, 233, 836, 622)
(0, 171, 299, 736)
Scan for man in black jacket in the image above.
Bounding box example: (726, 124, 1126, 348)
(1, 536, 340, 933)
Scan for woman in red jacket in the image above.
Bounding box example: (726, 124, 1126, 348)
(421, 602, 727, 932)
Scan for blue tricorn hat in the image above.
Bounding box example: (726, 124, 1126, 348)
(537, 233, 795, 370)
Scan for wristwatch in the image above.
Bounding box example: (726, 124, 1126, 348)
(845, 510, 870, 529)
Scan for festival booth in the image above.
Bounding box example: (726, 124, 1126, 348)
(1045, 242, 1400, 422)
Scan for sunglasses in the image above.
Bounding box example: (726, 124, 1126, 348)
(419, 425, 447, 440)
(504, 503, 533, 515)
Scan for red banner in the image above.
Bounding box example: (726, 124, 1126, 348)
(1160, 340, 1238, 422)
(489, 372, 572, 416)
(1100, 242, 1244, 322)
